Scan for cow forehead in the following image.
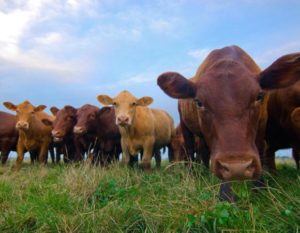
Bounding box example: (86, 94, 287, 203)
(197, 64, 261, 109)
(17, 101, 34, 112)
(115, 91, 137, 104)
(77, 105, 98, 115)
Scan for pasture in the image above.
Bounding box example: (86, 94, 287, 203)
(0, 159, 299, 233)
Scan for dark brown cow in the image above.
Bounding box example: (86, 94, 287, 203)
(43, 106, 77, 163)
(0, 111, 18, 164)
(73, 104, 121, 165)
(3, 101, 54, 171)
(157, 45, 300, 201)
(265, 81, 300, 171)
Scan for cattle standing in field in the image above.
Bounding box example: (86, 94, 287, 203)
(0, 111, 18, 164)
(157, 45, 300, 201)
(97, 91, 175, 170)
(265, 81, 300, 171)
(171, 124, 206, 165)
(3, 101, 54, 171)
(42, 106, 77, 163)
(73, 104, 121, 165)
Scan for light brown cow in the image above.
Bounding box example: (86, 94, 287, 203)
(97, 90, 175, 170)
(3, 101, 54, 171)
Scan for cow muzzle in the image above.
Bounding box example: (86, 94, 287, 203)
(116, 115, 131, 126)
(213, 156, 261, 181)
(16, 121, 29, 130)
(52, 130, 64, 142)
(73, 126, 86, 134)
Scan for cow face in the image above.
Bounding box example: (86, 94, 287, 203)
(158, 51, 300, 181)
(3, 101, 46, 131)
(97, 90, 153, 126)
(50, 106, 77, 142)
(74, 104, 99, 135)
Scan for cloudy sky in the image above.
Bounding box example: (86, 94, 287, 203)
(1, 0, 300, 125)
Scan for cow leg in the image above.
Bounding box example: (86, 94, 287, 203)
(219, 182, 237, 203)
(1, 142, 11, 165)
(121, 138, 131, 166)
(264, 148, 276, 174)
(292, 148, 300, 170)
(154, 149, 161, 168)
(180, 121, 195, 162)
(49, 146, 55, 164)
(140, 139, 154, 171)
(201, 144, 210, 169)
(38, 142, 49, 165)
(13, 141, 25, 171)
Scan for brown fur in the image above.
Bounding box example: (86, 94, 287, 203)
(158, 45, 300, 181)
(97, 91, 175, 169)
(3, 101, 53, 171)
(0, 111, 18, 164)
(265, 81, 300, 171)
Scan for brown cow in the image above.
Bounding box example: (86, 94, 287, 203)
(157, 45, 300, 201)
(73, 104, 121, 165)
(3, 101, 54, 171)
(43, 106, 77, 163)
(265, 81, 300, 171)
(0, 111, 18, 164)
(97, 90, 175, 170)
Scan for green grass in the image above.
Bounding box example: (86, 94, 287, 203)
(0, 160, 299, 233)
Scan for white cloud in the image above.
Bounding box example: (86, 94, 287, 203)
(34, 32, 63, 45)
(255, 40, 300, 68)
(188, 48, 210, 61)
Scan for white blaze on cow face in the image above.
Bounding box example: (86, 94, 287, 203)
(97, 90, 153, 127)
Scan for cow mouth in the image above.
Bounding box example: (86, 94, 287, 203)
(53, 137, 63, 142)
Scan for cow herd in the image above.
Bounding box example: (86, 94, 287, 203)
(0, 45, 300, 201)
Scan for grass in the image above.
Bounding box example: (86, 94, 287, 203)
(0, 160, 299, 232)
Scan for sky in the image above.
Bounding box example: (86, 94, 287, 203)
(0, 0, 300, 125)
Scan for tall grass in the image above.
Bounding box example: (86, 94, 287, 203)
(0, 161, 299, 232)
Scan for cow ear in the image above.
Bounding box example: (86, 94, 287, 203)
(42, 119, 53, 126)
(3, 102, 17, 111)
(137, 97, 153, 106)
(157, 72, 197, 99)
(259, 53, 300, 89)
(65, 105, 76, 113)
(34, 105, 46, 112)
(50, 106, 59, 116)
(97, 95, 114, 106)
(291, 107, 300, 125)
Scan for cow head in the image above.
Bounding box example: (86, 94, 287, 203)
(97, 90, 153, 127)
(48, 106, 77, 142)
(158, 51, 300, 181)
(3, 101, 46, 131)
(74, 104, 99, 135)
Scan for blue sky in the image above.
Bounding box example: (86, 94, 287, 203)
(1, 0, 300, 126)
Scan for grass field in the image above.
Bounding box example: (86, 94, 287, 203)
(0, 160, 299, 233)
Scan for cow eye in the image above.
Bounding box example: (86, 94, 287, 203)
(112, 102, 117, 107)
(256, 92, 265, 102)
(194, 99, 203, 108)
(131, 102, 137, 107)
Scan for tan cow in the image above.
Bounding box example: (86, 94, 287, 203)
(97, 90, 175, 170)
(3, 101, 54, 171)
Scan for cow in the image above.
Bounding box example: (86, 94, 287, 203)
(97, 90, 175, 170)
(3, 101, 54, 171)
(42, 106, 77, 163)
(0, 111, 18, 164)
(73, 104, 121, 165)
(157, 45, 300, 201)
(265, 81, 300, 171)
